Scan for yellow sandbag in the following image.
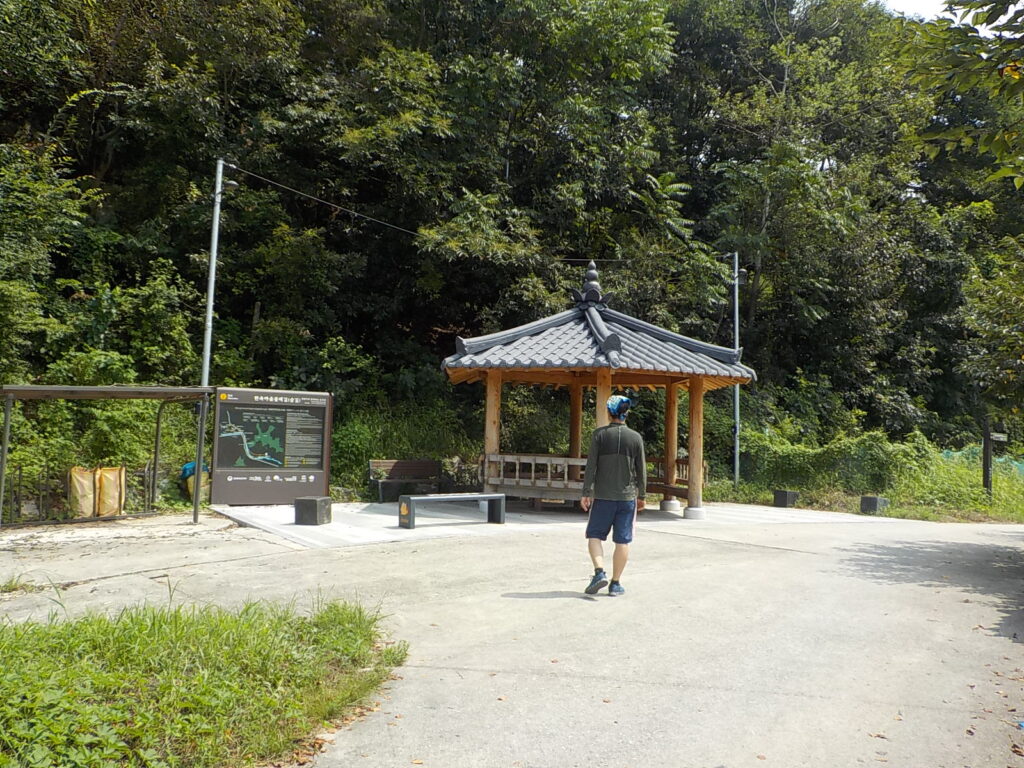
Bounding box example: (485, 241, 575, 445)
(185, 471, 210, 502)
(96, 467, 125, 517)
(69, 467, 96, 518)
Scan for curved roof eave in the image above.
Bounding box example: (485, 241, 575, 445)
(442, 260, 757, 384)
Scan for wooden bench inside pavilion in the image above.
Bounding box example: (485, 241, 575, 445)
(442, 262, 756, 518)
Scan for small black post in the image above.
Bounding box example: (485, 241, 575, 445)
(0, 394, 11, 527)
(488, 495, 506, 524)
(41, 457, 47, 520)
(191, 395, 209, 524)
(398, 495, 415, 529)
(982, 417, 993, 500)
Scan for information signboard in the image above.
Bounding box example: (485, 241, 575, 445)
(211, 388, 332, 505)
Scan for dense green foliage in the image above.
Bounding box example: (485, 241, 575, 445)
(0, 598, 407, 767)
(0, 0, 1021, 505)
(717, 426, 1024, 520)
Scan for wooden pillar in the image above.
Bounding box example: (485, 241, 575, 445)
(663, 382, 679, 506)
(569, 381, 583, 481)
(686, 375, 705, 517)
(484, 370, 502, 489)
(595, 368, 612, 428)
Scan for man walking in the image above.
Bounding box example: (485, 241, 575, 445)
(581, 394, 646, 596)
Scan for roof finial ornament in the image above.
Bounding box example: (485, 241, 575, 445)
(570, 260, 614, 306)
(583, 261, 601, 297)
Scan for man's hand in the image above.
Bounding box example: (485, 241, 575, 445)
(636, 498, 646, 512)
(581, 496, 592, 512)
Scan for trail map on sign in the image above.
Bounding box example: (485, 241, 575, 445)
(215, 404, 324, 470)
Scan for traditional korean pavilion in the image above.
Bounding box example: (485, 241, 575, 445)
(442, 262, 756, 518)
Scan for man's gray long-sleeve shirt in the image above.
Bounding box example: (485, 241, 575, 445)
(582, 422, 646, 501)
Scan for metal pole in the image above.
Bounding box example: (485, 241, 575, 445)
(732, 251, 740, 490)
(200, 158, 225, 389)
(195, 158, 228, 523)
(191, 395, 209, 524)
(150, 399, 171, 513)
(982, 415, 993, 499)
(0, 395, 12, 528)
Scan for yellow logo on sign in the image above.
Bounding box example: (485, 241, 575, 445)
(400, 503, 409, 516)
(219, 393, 228, 400)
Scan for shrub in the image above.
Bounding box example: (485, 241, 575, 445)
(725, 427, 1024, 520)
(740, 428, 937, 493)
(330, 402, 480, 492)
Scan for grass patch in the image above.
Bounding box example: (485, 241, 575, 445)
(0, 575, 37, 594)
(702, 480, 773, 506)
(710, 431, 1024, 522)
(890, 455, 1024, 522)
(0, 598, 407, 768)
(705, 457, 1024, 522)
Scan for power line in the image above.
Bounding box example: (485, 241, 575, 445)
(224, 163, 636, 263)
(226, 163, 421, 237)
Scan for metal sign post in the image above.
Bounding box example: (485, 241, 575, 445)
(210, 387, 332, 505)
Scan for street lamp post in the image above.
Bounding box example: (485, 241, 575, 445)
(191, 158, 235, 523)
(202, 158, 227, 388)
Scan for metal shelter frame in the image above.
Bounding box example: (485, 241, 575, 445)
(0, 385, 214, 527)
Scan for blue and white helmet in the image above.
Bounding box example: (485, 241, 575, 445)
(606, 394, 632, 418)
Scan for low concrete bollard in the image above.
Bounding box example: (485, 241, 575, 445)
(295, 496, 332, 525)
(773, 490, 799, 508)
(860, 495, 889, 515)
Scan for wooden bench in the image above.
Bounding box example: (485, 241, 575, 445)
(646, 459, 708, 499)
(368, 459, 442, 502)
(398, 492, 505, 529)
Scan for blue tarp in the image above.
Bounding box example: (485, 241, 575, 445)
(179, 461, 210, 481)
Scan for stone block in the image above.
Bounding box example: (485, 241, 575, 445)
(860, 495, 889, 515)
(773, 490, 799, 507)
(295, 496, 332, 525)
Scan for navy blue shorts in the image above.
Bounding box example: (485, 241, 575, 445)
(585, 499, 636, 544)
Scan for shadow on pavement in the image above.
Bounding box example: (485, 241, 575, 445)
(838, 534, 1024, 642)
(634, 509, 686, 522)
(501, 591, 598, 601)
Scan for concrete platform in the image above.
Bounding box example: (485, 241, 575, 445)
(213, 499, 580, 548)
(214, 499, 899, 549)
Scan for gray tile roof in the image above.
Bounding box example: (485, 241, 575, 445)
(443, 305, 756, 381)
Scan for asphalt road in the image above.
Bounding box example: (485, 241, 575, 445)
(1, 502, 1022, 768)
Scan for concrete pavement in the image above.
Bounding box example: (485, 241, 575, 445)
(1, 501, 1023, 768)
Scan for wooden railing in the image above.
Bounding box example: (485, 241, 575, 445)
(647, 458, 695, 484)
(646, 458, 710, 499)
(480, 454, 706, 501)
(483, 454, 586, 499)
(485, 454, 586, 488)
